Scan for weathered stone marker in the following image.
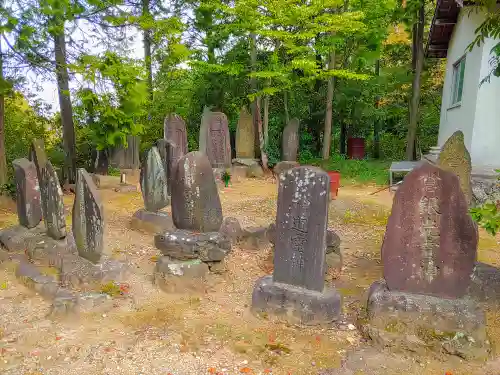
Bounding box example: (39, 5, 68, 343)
(40, 161, 66, 239)
(171, 151, 223, 232)
(12, 158, 43, 228)
(199, 109, 231, 168)
(140, 146, 169, 212)
(235, 107, 255, 159)
(252, 166, 341, 324)
(437, 130, 472, 205)
(72, 169, 104, 263)
(156, 139, 185, 196)
(382, 162, 477, 298)
(363, 162, 488, 360)
(282, 118, 299, 161)
(29, 139, 48, 217)
(164, 113, 188, 155)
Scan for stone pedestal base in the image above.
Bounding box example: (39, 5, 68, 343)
(251, 275, 341, 325)
(362, 280, 490, 360)
(154, 257, 209, 292)
(130, 209, 174, 234)
(154, 230, 231, 262)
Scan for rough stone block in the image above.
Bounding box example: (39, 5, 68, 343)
(130, 209, 174, 234)
(26, 235, 74, 269)
(362, 280, 490, 360)
(154, 230, 231, 262)
(219, 217, 244, 242)
(241, 226, 270, 250)
(273, 161, 299, 177)
(251, 275, 342, 325)
(77, 292, 112, 312)
(325, 251, 342, 278)
(0, 225, 45, 252)
(154, 257, 209, 293)
(16, 262, 59, 298)
(60, 255, 127, 289)
(114, 184, 137, 193)
(50, 289, 79, 316)
(246, 163, 264, 178)
(468, 262, 500, 302)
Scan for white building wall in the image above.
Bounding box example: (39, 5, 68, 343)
(470, 35, 500, 168)
(438, 9, 485, 153)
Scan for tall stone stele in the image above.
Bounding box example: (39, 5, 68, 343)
(164, 113, 188, 156)
(251, 166, 341, 325)
(72, 169, 104, 263)
(131, 146, 173, 234)
(12, 158, 43, 228)
(363, 163, 489, 359)
(156, 139, 185, 196)
(437, 130, 473, 205)
(235, 107, 255, 160)
(199, 108, 232, 169)
(282, 118, 299, 161)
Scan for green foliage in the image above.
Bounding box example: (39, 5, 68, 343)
(470, 170, 500, 236)
(0, 182, 16, 199)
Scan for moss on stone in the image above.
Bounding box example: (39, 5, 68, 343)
(384, 319, 407, 334)
(415, 325, 456, 343)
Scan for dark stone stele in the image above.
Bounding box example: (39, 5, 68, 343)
(154, 230, 231, 262)
(12, 158, 43, 228)
(282, 119, 299, 161)
(28, 139, 48, 218)
(382, 162, 477, 299)
(140, 146, 169, 212)
(199, 110, 231, 169)
(156, 139, 185, 196)
(164, 113, 188, 156)
(363, 280, 490, 360)
(72, 169, 104, 264)
(41, 161, 66, 240)
(171, 151, 223, 232)
(251, 166, 341, 325)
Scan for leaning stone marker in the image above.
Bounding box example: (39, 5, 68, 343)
(437, 130, 473, 205)
(252, 166, 341, 324)
(235, 107, 255, 159)
(72, 169, 104, 263)
(12, 158, 43, 228)
(382, 162, 477, 299)
(164, 113, 188, 155)
(282, 118, 299, 161)
(199, 110, 231, 168)
(362, 162, 488, 360)
(40, 161, 66, 240)
(140, 146, 169, 212)
(171, 151, 223, 232)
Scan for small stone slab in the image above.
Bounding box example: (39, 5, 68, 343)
(382, 162, 477, 299)
(0, 225, 46, 252)
(113, 184, 137, 193)
(12, 158, 42, 228)
(40, 161, 66, 240)
(282, 119, 299, 161)
(437, 131, 472, 205)
(252, 275, 341, 325)
(73, 169, 104, 263)
(363, 280, 490, 360)
(171, 151, 223, 232)
(235, 107, 255, 159)
(140, 146, 169, 212)
(199, 109, 231, 168)
(16, 262, 59, 298)
(130, 209, 174, 234)
(154, 230, 231, 262)
(240, 226, 270, 250)
(77, 292, 112, 313)
(164, 113, 188, 155)
(154, 257, 209, 293)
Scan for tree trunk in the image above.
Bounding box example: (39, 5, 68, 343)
(373, 59, 380, 159)
(406, 1, 425, 160)
(94, 149, 109, 175)
(142, 0, 153, 101)
(250, 33, 267, 167)
(0, 37, 7, 187)
(263, 79, 270, 146)
(322, 50, 336, 160)
(54, 29, 76, 184)
(283, 90, 290, 125)
(340, 121, 347, 155)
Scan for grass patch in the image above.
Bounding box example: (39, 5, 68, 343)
(304, 155, 390, 186)
(340, 206, 390, 226)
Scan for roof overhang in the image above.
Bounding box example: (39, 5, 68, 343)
(426, 0, 463, 58)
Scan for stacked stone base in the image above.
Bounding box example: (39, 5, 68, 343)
(153, 229, 231, 292)
(251, 275, 342, 325)
(0, 225, 128, 317)
(130, 209, 174, 234)
(362, 280, 490, 360)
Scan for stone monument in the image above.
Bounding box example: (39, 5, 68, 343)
(437, 130, 473, 205)
(153, 151, 231, 291)
(251, 166, 341, 325)
(12, 158, 43, 228)
(130, 146, 173, 234)
(156, 138, 185, 196)
(363, 162, 489, 360)
(235, 107, 255, 159)
(199, 109, 231, 169)
(72, 169, 104, 263)
(164, 113, 188, 155)
(282, 118, 299, 161)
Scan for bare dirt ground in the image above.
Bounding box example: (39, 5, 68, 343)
(1, 176, 500, 375)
